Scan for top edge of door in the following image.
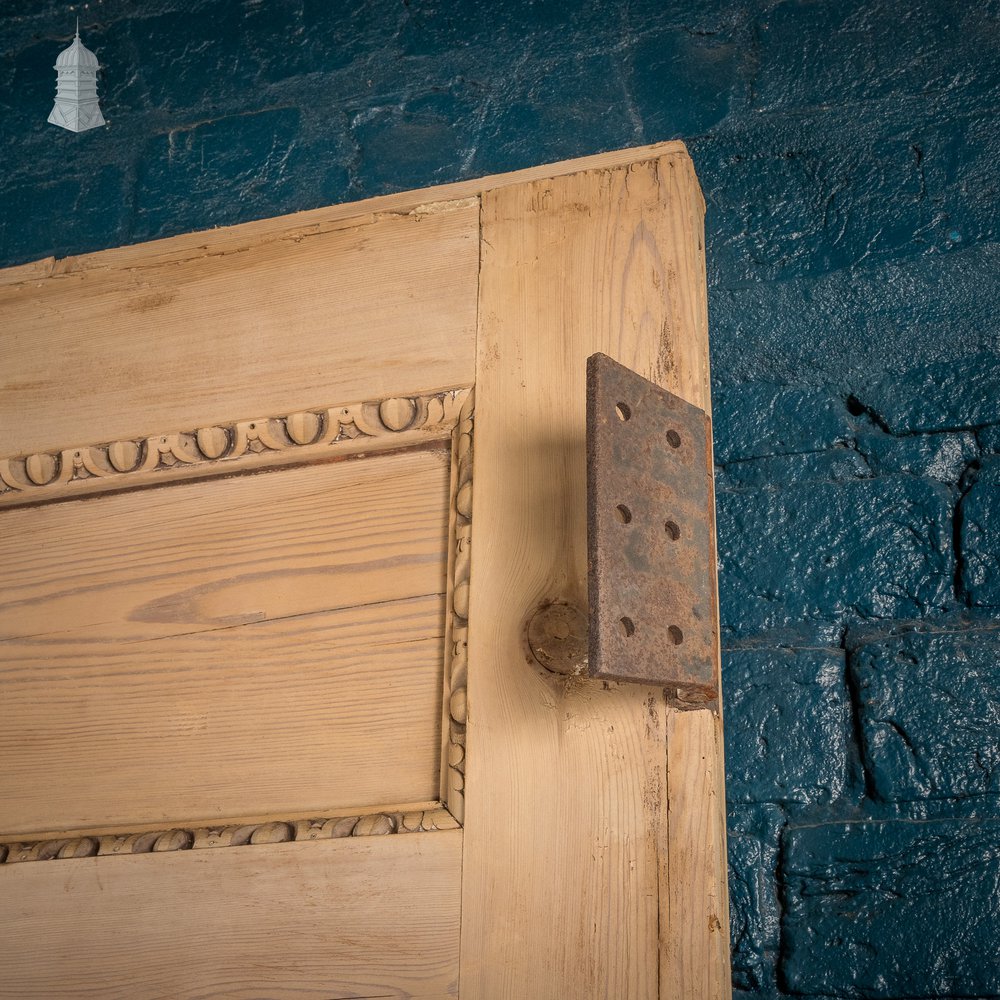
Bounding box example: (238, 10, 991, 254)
(0, 142, 698, 287)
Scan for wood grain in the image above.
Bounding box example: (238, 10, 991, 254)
(0, 201, 478, 458)
(660, 165, 732, 996)
(664, 710, 731, 998)
(0, 830, 461, 999)
(0, 449, 451, 835)
(0, 446, 450, 643)
(2, 597, 445, 835)
(461, 152, 729, 996)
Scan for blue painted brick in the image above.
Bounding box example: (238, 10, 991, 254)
(782, 819, 1000, 997)
(395, 0, 611, 54)
(856, 351, 1000, 434)
(629, 24, 742, 140)
(5, 36, 65, 146)
(849, 621, 1000, 800)
(611, 0, 748, 32)
(133, 108, 302, 242)
(462, 51, 641, 178)
(299, 0, 402, 78)
(691, 120, 931, 284)
(713, 383, 852, 464)
(133, 6, 261, 114)
(723, 647, 851, 804)
(921, 113, 1000, 253)
(727, 805, 783, 993)
(980, 424, 1000, 453)
(352, 91, 470, 194)
(716, 476, 954, 637)
(0, 167, 130, 264)
(962, 459, 1000, 607)
(716, 447, 870, 490)
(855, 429, 977, 484)
(708, 246, 1000, 387)
(753, 0, 1000, 112)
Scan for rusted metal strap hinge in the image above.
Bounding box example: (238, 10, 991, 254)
(586, 352, 718, 705)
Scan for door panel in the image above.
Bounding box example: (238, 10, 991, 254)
(2, 596, 447, 833)
(0, 446, 450, 644)
(0, 447, 451, 834)
(0, 831, 461, 999)
(0, 200, 479, 458)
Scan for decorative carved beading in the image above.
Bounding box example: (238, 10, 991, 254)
(0, 807, 459, 865)
(442, 389, 473, 823)
(0, 388, 470, 506)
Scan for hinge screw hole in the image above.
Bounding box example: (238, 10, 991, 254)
(664, 520, 681, 540)
(618, 616, 636, 638)
(666, 429, 681, 448)
(615, 402, 631, 422)
(616, 504, 632, 524)
(668, 625, 684, 645)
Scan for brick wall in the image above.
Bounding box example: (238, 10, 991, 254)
(2, 1, 999, 995)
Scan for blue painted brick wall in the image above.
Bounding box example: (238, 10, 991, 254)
(2, 1, 999, 995)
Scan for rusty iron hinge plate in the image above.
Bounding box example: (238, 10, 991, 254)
(586, 353, 718, 702)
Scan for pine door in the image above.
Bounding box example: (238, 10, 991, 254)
(0, 142, 730, 999)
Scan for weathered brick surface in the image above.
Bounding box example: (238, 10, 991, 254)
(850, 622, 1000, 801)
(980, 424, 1000, 454)
(0, 166, 130, 270)
(856, 352, 1000, 435)
(962, 460, 1000, 607)
(716, 447, 870, 489)
(707, 246, 1000, 386)
(855, 429, 977, 484)
(782, 819, 1000, 997)
(919, 112, 1000, 253)
(753, 0, 1000, 112)
(716, 476, 954, 636)
(629, 23, 742, 140)
(723, 647, 851, 804)
(693, 117, 931, 284)
(712, 384, 853, 464)
(728, 805, 783, 993)
(134, 108, 304, 241)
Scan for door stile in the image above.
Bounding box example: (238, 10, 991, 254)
(459, 151, 731, 998)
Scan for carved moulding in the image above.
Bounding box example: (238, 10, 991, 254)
(441, 389, 473, 823)
(0, 807, 459, 865)
(0, 387, 470, 507)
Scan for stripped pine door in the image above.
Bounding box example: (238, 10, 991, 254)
(0, 142, 730, 998)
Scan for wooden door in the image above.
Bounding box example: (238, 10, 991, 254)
(0, 142, 729, 999)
